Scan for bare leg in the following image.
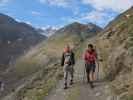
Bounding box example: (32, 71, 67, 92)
(92, 72, 96, 81)
(89, 71, 93, 81)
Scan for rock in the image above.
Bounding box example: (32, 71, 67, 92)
(105, 85, 110, 89)
(95, 92, 101, 97)
(117, 92, 128, 100)
(106, 96, 115, 100)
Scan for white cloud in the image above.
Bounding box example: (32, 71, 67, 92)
(73, 7, 80, 15)
(0, 0, 10, 6)
(39, 0, 69, 7)
(80, 10, 106, 20)
(31, 11, 41, 16)
(79, 10, 116, 27)
(61, 17, 79, 23)
(82, 0, 133, 12)
(59, 8, 117, 27)
(39, 0, 79, 15)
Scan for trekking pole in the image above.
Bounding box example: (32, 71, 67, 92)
(83, 64, 86, 83)
(95, 46, 100, 81)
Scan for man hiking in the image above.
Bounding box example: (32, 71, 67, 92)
(61, 44, 75, 89)
(83, 44, 97, 88)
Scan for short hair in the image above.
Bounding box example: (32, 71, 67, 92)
(88, 44, 93, 48)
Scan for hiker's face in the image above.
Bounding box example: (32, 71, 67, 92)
(64, 45, 70, 52)
(88, 47, 92, 51)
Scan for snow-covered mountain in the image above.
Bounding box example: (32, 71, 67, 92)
(38, 27, 57, 37)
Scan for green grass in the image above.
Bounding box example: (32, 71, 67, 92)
(128, 47, 133, 56)
(14, 54, 46, 78)
(118, 95, 133, 100)
(23, 78, 57, 100)
(125, 16, 133, 57)
(75, 42, 85, 59)
(39, 33, 83, 58)
(11, 28, 99, 100)
(17, 63, 63, 100)
(15, 58, 39, 77)
(128, 95, 133, 100)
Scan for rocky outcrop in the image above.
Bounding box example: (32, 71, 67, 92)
(93, 7, 133, 99)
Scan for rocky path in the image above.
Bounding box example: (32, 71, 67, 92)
(44, 60, 115, 100)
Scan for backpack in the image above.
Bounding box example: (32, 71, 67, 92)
(64, 52, 72, 65)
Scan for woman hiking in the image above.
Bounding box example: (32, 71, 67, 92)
(61, 44, 75, 89)
(83, 44, 97, 88)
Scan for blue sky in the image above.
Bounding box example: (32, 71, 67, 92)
(0, 0, 133, 28)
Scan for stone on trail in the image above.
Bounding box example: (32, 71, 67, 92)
(95, 92, 101, 97)
(106, 96, 117, 100)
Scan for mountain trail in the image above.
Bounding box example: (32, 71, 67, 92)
(44, 60, 113, 100)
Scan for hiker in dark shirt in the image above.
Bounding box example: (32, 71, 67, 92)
(61, 44, 75, 89)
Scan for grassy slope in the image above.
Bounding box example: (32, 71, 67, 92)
(90, 7, 133, 99)
(65, 7, 133, 100)
(2, 23, 102, 100)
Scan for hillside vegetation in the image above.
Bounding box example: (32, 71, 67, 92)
(91, 7, 133, 100)
(1, 22, 102, 100)
(2, 6, 133, 100)
(0, 13, 46, 74)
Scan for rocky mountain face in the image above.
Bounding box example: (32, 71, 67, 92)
(1, 22, 102, 100)
(90, 6, 133, 99)
(0, 13, 46, 71)
(56, 22, 102, 38)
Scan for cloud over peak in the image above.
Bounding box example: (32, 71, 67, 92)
(82, 0, 133, 12)
(31, 11, 41, 16)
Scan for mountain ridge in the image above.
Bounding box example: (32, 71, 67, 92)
(0, 20, 102, 99)
(0, 13, 46, 72)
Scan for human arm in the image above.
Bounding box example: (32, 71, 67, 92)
(71, 52, 75, 65)
(61, 53, 65, 66)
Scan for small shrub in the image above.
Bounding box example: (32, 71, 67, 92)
(128, 95, 133, 100)
(128, 47, 133, 56)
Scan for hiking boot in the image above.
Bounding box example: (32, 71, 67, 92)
(69, 80, 73, 85)
(64, 86, 68, 89)
(89, 82, 94, 89)
(87, 79, 90, 83)
(64, 83, 68, 89)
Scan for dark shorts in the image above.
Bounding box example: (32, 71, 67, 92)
(85, 62, 96, 73)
